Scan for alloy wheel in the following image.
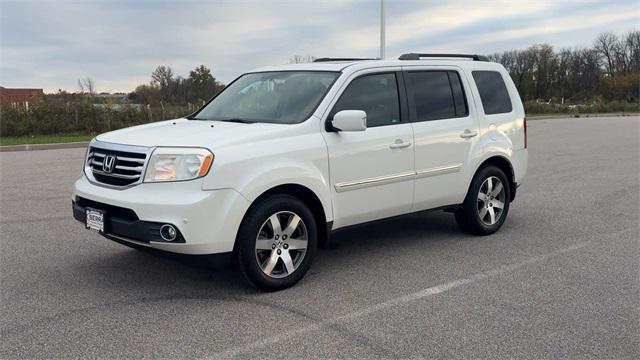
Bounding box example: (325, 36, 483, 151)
(477, 176, 506, 226)
(255, 211, 308, 278)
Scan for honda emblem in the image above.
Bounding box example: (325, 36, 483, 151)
(103, 155, 116, 173)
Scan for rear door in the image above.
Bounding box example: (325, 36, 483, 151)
(322, 70, 414, 228)
(403, 66, 481, 211)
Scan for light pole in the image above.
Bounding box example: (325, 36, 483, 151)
(380, 0, 386, 59)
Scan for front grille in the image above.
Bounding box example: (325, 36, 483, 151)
(87, 146, 147, 187)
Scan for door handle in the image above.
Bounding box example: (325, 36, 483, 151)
(389, 139, 412, 149)
(460, 129, 478, 139)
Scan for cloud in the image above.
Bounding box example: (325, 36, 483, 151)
(1, 0, 638, 92)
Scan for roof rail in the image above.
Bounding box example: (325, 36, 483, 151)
(313, 57, 378, 62)
(398, 53, 489, 61)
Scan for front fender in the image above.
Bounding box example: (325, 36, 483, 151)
(205, 161, 333, 222)
(235, 164, 333, 222)
(201, 133, 333, 222)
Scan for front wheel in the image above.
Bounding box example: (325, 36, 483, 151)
(455, 166, 511, 235)
(235, 194, 317, 291)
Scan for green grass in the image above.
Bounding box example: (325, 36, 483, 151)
(0, 133, 94, 146)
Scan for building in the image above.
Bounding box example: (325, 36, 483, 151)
(95, 92, 128, 101)
(0, 87, 44, 106)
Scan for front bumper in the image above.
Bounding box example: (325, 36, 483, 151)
(73, 197, 187, 243)
(72, 176, 251, 255)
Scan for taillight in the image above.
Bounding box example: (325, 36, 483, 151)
(524, 117, 528, 149)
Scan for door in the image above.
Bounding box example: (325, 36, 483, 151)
(403, 68, 481, 211)
(322, 71, 414, 229)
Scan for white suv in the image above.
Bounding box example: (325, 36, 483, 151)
(73, 54, 528, 290)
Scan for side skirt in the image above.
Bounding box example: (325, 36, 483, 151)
(326, 204, 462, 238)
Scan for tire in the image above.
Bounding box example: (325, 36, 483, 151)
(455, 165, 511, 235)
(235, 194, 318, 291)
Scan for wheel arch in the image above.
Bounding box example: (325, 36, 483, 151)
(241, 183, 331, 249)
(470, 155, 517, 202)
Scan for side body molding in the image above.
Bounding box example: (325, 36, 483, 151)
(335, 164, 463, 193)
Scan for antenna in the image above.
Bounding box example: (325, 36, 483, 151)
(380, 0, 386, 59)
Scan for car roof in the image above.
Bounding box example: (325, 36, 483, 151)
(249, 61, 371, 73)
(249, 58, 503, 75)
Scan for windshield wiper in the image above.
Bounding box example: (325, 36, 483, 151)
(187, 116, 255, 123)
(217, 118, 255, 124)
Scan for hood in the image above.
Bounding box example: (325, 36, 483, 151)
(95, 118, 288, 149)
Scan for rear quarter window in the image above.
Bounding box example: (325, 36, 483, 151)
(472, 71, 512, 115)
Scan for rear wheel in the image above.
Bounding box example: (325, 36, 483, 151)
(455, 166, 511, 235)
(235, 194, 317, 291)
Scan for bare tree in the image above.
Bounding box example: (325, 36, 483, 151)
(594, 32, 619, 77)
(556, 48, 574, 100)
(151, 66, 174, 88)
(151, 66, 175, 102)
(625, 30, 640, 72)
(513, 48, 536, 92)
(531, 44, 558, 99)
(77, 77, 96, 95)
(575, 48, 602, 97)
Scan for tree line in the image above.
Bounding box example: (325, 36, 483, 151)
(3, 30, 639, 138)
(489, 30, 639, 104)
(127, 64, 225, 106)
(83, 29, 639, 107)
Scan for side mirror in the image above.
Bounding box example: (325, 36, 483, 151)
(331, 110, 367, 132)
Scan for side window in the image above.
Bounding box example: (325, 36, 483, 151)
(472, 71, 513, 114)
(448, 72, 468, 117)
(406, 71, 468, 121)
(333, 73, 400, 127)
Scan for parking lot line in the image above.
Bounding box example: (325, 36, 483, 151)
(214, 240, 592, 359)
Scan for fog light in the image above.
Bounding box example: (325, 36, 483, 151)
(160, 224, 177, 242)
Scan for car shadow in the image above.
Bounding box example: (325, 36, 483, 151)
(80, 210, 465, 295)
(327, 210, 461, 250)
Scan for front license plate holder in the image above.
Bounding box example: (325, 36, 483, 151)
(85, 208, 105, 233)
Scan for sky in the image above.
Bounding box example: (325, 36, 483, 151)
(1, 0, 639, 93)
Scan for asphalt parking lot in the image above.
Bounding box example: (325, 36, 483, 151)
(1, 116, 638, 359)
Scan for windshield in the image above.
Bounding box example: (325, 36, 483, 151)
(192, 71, 340, 124)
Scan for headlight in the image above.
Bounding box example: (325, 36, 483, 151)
(144, 147, 214, 182)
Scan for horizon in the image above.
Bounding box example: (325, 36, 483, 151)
(1, 0, 639, 93)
